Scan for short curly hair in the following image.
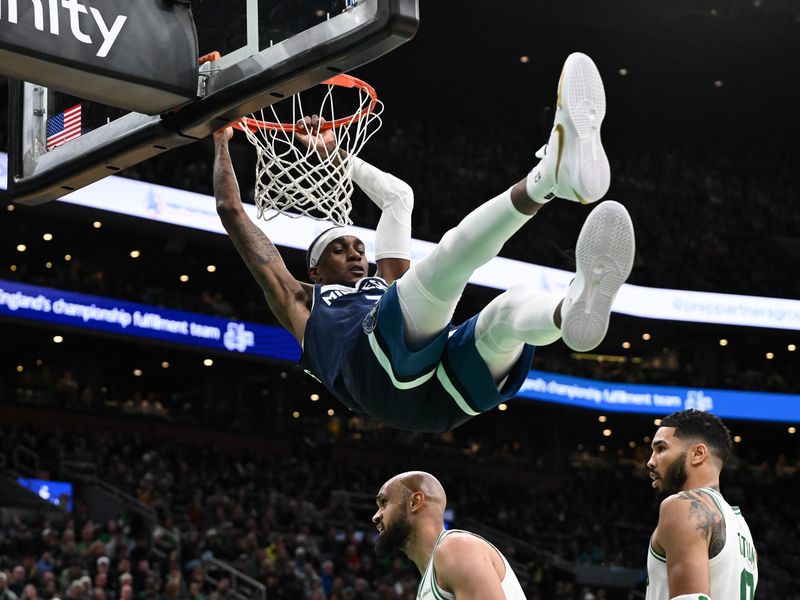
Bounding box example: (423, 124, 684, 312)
(660, 409, 733, 464)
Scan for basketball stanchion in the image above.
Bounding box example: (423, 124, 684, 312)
(233, 74, 384, 226)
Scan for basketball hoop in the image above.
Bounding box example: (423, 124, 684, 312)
(234, 74, 383, 226)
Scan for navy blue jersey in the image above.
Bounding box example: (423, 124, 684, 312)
(300, 276, 389, 413)
(300, 278, 535, 433)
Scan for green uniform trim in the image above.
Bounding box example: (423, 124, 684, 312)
(416, 531, 453, 600)
(430, 562, 451, 600)
(649, 542, 667, 563)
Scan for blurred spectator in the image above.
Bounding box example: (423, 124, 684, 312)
(0, 573, 19, 600)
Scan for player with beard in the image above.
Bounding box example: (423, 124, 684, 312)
(372, 471, 526, 599)
(645, 409, 758, 600)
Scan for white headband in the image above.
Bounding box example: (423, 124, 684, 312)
(308, 227, 361, 267)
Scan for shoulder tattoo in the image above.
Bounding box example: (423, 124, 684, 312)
(677, 490, 726, 558)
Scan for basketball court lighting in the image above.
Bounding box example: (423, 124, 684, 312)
(498, 403, 508, 411)
(207, 265, 217, 273)
(766, 352, 774, 360)
(6, 204, 14, 211)
(64, 254, 72, 261)
(719, 338, 729, 346)
(327, 409, 335, 416)
(653, 419, 662, 426)
(310, 394, 320, 401)
(598, 415, 607, 423)
(292, 411, 301, 419)
(16, 244, 26, 252)
(714, 80, 724, 87)
(203, 358, 214, 366)
(280, 372, 288, 379)
(788, 427, 797, 434)
(734, 435, 742, 443)
(130, 250, 141, 258)
(179, 274, 189, 282)
(602, 429, 612, 437)
(788, 344, 796, 352)
(629, 441, 636, 448)
(161, 361, 170, 369)
(16, 365, 23, 372)
(519, 55, 530, 63)
(622, 341, 631, 349)
(618, 68, 629, 76)
(92, 221, 102, 229)
(133, 369, 143, 376)
(599, 445, 606, 452)
(36, 359, 43, 366)
(644, 436, 651, 443)
(53, 335, 63, 343)
(45, 262, 53, 269)
(43, 233, 53, 241)
(10, 265, 17, 272)
(642, 333, 651, 340)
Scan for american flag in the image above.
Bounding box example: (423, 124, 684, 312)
(46, 104, 82, 150)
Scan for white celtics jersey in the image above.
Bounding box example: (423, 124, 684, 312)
(416, 529, 526, 600)
(646, 487, 758, 600)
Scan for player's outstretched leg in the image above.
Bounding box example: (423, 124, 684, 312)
(473, 200, 634, 383)
(396, 52, 611, 351)
(560, 200, 635, 352)
(527, 52, 610, 205)
(474, 289, 563, 381)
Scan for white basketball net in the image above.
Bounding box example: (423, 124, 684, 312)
(241, 79, 383, 226)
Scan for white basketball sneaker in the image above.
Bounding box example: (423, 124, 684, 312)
(560, 200, 635, 352)
(528, 52, 610, 204)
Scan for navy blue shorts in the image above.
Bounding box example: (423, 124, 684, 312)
(343, 284, 535, 432)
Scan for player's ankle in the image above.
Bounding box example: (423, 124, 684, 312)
(526, 163, 556, 204)
(509, 181, 544, 215)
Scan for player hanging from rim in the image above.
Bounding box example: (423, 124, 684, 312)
(372, 471, 526, 600)
(645, 409, 758, 600)
(213, 52, 635, 432)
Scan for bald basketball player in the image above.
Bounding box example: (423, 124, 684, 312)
(372, 472, 526, 599)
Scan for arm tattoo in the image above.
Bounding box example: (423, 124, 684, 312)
(678, 490, 726, 558)
(214, 143, 286, 285)
(233, 217, 283, 267)
(212, 142, 309, 339)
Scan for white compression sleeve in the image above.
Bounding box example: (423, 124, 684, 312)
(396, 188, 532, 348)
(351, 156, 412, 261)
(475, 287, 562, 381)
(671, 595, 713, 600)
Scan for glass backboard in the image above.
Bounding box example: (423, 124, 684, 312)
(8, 0, 419, 205)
